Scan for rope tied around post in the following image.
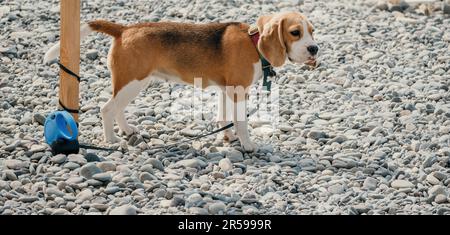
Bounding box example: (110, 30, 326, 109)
(57, 62, 81, 114)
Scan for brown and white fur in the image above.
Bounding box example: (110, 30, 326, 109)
(44, 12, 319, 152)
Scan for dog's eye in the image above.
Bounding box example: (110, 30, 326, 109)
(290, 30, 301, 37)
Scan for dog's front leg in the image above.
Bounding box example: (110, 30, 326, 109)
(101, 98, 122, 143)
(232, 88, 257, 152)
(114, 77, 151, 136)
(115, 91, 139, 137)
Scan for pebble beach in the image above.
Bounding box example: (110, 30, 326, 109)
(0, 0, 450, 215)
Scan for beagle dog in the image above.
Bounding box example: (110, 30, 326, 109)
(44, 12, 319, 152)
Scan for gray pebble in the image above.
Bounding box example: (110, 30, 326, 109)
(50, 154, 67, 164)
(139, 172, 156, 182)
(391, 180, 414, 189)
(328, 184, 345, 195)
(208, 201, 226, 215)
(32, 113, 46, 125)
(76, 189, 93, 203)
(92, 173, 112, 182)
(219, 158, 233, 172)
(435, 195, 448, 204)
(189, 207, 209, 215)
(307, 130, 327, 140)
(104, 186, 121, 195)
(226, 150, 244, 163)
(176, 159, 206, 169)
(171, 196, 186, 207)
(97, 162, 117, 172)
(110, 205, 137, 215)
(86, 50, 99, 60)
(146, 158, 164, 171)
(363, 177, 378, 191)
(80, 163, 103, 179)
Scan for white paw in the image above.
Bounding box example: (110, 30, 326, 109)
(105, 134, 122, 144)
(241, 141, 257, 153)
(119, 125, 139, 136)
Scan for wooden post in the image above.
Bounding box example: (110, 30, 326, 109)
(59, 0, 80, 122)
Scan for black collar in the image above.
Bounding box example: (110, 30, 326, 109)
(249, 26, 276, 92)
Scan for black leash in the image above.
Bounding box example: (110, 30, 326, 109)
(146, 108, 259, 151)
(79, 144, 120, 153)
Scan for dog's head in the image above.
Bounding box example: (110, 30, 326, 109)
(257, 12, 319, 67)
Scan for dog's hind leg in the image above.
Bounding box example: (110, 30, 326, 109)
(115, 76, 152, 136)
(101, 98, 122, 143)
(227, 86, 256, 152)
(217, 90, 237, 142)
(102, 76, 150, 143)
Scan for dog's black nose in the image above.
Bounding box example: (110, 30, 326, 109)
(307, 45, 319, 56)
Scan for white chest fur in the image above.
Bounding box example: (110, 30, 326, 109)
(252, 61, 263, 85)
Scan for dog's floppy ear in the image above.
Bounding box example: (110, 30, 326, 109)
(257, 15, 287, 67)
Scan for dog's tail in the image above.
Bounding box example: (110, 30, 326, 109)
(88, 20, 125, 38)
(43, 20, 125, 65)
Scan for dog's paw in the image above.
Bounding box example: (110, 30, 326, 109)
(241, 141, 258, 153)
(119, 125, 139, 136)
(105, 134, 123, 144)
